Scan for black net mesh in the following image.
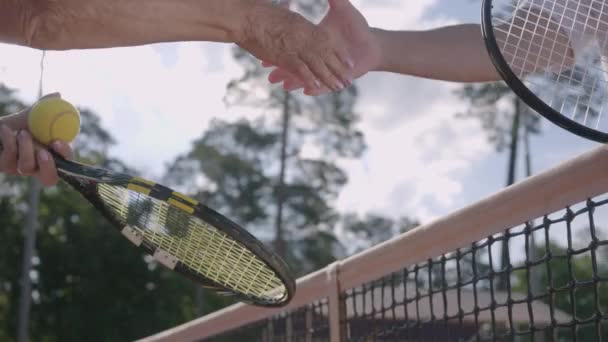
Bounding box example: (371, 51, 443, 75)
(341, 196, 608, 341)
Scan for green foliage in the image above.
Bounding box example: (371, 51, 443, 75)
(165, 119, 276, 225)
(29, 183, 196, 341)
(163, 117, 353, 276)
(512, 239, 608, 340)
(341, 213, 419, 254)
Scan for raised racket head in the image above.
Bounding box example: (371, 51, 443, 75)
(0, 141, 295, 307)
(482, 0, 608, 142)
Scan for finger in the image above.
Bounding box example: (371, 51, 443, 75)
(262, 61, 274, 68)
(268, 69, 292, 84)
(288, 59, 321, 91)
(335, 47, 355, 71)
(276, 0, 291, 9)
(16, 130, 37, 175)
(283, 78, 305, 90)
(41, 92, 61, 100)
(304, 85, 332, 96)
(303, 56, 344, 92)
(283, 79, 304, 92)
(323, 53, 352, 89)
(328, 0, 349, 9)
(0, 124, 18, 173)
(36, 149, 59, 187)
(51, 141, 73, 160)
(279, 73, 305, 90)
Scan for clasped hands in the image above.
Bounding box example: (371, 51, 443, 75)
(253, 0, 380, 96)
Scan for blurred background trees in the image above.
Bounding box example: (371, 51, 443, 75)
(0, 2, 414, 341)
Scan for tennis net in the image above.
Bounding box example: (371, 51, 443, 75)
(140, 146, 608, 341)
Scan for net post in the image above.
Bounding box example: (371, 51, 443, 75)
(327, 262, 344, 342)
(286, 314, 293, 342)
(266, 319, 274, 342)
(305, 307, 313, 342)
(262, 326, 268, 342)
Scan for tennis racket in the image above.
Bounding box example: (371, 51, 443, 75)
(482, 0, 608, 142)
(0, 140, 295, 307)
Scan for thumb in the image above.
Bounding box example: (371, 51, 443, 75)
(3, 92, 63, 131)
(328, 0, 348, 9)
(276, 0, 291, 9)
(40, 92, 61, 100)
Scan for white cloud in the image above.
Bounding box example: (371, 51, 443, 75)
(337, 77, 490, 222)
(0, 42, 248, 179)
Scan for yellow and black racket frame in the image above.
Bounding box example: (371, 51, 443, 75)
(31, 150, 296, 307)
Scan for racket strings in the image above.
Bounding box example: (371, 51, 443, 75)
(494, 0, 608, 131)
(498, 0, 608, 73)
(509, 0, 608, 33)
(96, 184, 286, 301)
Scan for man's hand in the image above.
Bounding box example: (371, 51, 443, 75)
(0, 94, 74, 187)
(264, 0, 381, 96)
(1, 0, 358, 93)
(239, 1, 357, 92)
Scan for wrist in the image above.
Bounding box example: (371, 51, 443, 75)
(227, 0, 260, 43)
(367, 27, 387, 72)
(236, 1, 299, 45)
(371, 27, 400, 73)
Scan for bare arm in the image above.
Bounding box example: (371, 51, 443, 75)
(1, 0, 355, 93)
(373, 24, 501, 83)
(0, 0, 254, 49)
(267, 5, 505, 95)
(371, 5, 576, 82)
(269, 20, 567, 93)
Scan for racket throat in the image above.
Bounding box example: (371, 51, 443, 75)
(121, 225, 143, 246)
(153, 249, 178, 270)
(120, 225, 178, 270)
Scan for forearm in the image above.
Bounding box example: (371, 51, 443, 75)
(0, 0, 28, 46)
(373, 24, 501, 83)
(1, 0, 259, 50)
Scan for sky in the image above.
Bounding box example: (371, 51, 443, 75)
(0, 0, 601, 235)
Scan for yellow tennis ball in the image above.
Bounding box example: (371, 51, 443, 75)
(28, 97, 81, 145)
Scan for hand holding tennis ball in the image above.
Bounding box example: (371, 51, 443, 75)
(28, 97, 81, 145)
(0, 93, 77, 187)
